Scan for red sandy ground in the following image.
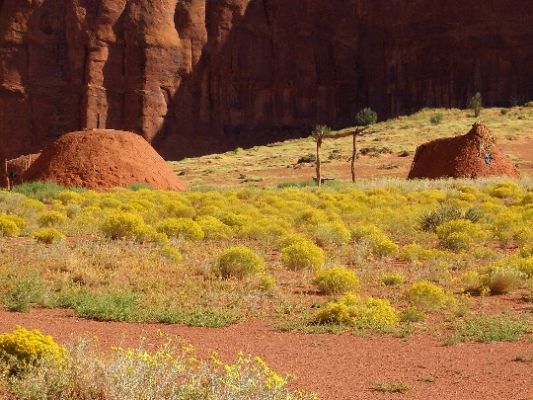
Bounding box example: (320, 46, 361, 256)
(0, 308, 531, 400)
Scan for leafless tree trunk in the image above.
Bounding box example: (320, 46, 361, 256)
(351, 131, 357, 182)
(316, 137, 322, 187)
(4, 159, 10, 191)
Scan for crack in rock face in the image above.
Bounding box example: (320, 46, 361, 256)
(1, 0, 532, 160)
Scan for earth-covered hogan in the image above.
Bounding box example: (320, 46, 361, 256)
(18, 130, 185, 191)
(408, 123, 520, 180)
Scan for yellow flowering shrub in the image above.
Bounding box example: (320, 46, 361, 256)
(0, 326, 65, 374)
(37, 211, 67, 227)
(281, 240, 325, 271)
(314, 266, 360, 295)
(406, 280, 453, 311)
(32, 228, 64, 244)
(156, 218, 204, 240)
(312, 294, 399, 329)
(0, 215, 22, 237)
(215, 246, 264, 279)
(196, 216, 233, 240)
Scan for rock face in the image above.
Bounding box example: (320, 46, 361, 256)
(23, 129, 185, 190)
(408, 123, 520, 180)
(1, 0, 532, 160)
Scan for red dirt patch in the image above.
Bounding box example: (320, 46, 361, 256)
(409, 123, 520, 179)
(0, 308, 531, 400)
(22, 130, 184, 191)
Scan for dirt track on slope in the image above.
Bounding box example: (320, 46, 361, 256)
(1, 308, 532, 400)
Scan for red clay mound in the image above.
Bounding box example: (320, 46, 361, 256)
(23, 130, 185, 191)
(1, 153, 40, 188)
(408, 123, 520, 179)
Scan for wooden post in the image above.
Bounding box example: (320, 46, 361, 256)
(316, 136, 322, 187)
(351, 131, 357, 183)
(4, 159, 10, 191)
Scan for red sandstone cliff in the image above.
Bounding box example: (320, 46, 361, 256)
(1, 0, 532, 160)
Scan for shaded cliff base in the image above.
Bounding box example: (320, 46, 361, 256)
(170, 107, 532, 188)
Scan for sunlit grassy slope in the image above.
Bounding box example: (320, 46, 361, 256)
(170, 107, 533, 188)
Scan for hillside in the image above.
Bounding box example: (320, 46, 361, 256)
(171, 106, 533, 188)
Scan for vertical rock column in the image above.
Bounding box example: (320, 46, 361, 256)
(123, 0, 182, 142)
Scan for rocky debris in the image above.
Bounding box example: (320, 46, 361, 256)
(0, 1, 532, 160)
(22, 130, 185, 191)
(408, 123, 520, 180)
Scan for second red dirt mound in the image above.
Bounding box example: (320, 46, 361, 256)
(23, 130, 185, 191)
(408, 123, 520, 179)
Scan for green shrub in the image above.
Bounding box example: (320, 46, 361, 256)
(420, 205, 480, 232)
(37, 211, 67, 227)
(430, 113, 443, 125)
(355, 108, 378, 126)
(281, 241, 325, 271)
(487, 268, 525, 295)
(215, 247, 264, 279)
(312, 294, 399, 330)
(450, 314, 530, 344)
(12, 182, 67, 202)
(156, 218, 204, 240)
(3, 275, 44, 313)
(400, 307, 426, 323)
(314, 267, 360, 295)
(406, 280, 452, 311)
(54, 290, 139, 322)
(32, 228, 64, 244)
(381, 273, 405, 286)
(468, 92, 483, 117)
(0, 326, 65, 375)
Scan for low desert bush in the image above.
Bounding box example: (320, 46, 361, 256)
(436, 219, 487, 251)
(0, 326, 65, 375)
(406, 280, 452, 311)
(281, 241, 325, 271)
(32, 228, 64, 244)
(196, 216, 233, 240)
(100, 211, 147, 240)
(0, 215, 21, 237)
(312, 294, 399, 330)
(381, 273, 405, 286)
(486, 268, 524, 295)
(449, 313, 530, 344)
(350, 224, 398, 258)
(215, 247, 264, 279)
(313, 222, 351, 246)
(2, 275, 44, 313)
(314, 267, 360, 295)
(420, 205, 480, 232)
(156, 218, 204, 240)
(37, 211, 67, 227)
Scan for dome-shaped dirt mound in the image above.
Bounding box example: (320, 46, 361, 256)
(408, 123, 520, 180)
(23, 130, 185, 190)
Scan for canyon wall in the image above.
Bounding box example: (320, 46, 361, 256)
(1, 0, 532, 160)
